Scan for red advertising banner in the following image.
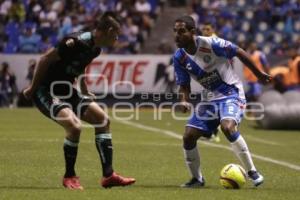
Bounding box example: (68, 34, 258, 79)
(0, 54, 244, 93)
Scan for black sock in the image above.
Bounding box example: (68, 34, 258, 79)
(95, 133, 113, 177)
(63, 138, 78, 178)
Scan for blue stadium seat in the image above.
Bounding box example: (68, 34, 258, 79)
(244, 10, 254, 20)
(291, 33, 299, 42)
(237, 0, 246, 7)
(262, 43, 272, 55)
(258, 22, 268, 32)
(255, 33, 264, 44)
(273, 32, 283, 43)
(237, 32, 246, 42)
(275, 21, 285, 32)
(241, 21, 251, 32)
(294, 21, 300, 32)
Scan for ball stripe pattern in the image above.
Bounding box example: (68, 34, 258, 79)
(220, 177, 240, 189)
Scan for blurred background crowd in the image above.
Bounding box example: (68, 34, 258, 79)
(0, 0, 300, 107)
(0, 0, 299, 55)
(0, 0, 163, 54)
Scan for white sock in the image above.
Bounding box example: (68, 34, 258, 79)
(230, 135, 256, 172)
(183, 146, 202, 181)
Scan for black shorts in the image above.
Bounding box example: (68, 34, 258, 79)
(33, 86, 93, 120)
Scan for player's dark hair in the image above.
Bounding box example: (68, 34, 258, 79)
(96, 11, 121, 31)
(203, 21, 215, 28)
(175, 15, 196, 30)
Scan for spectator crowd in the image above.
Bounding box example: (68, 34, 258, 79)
(0, 0, 162, 54)
(189, 0, 300, 56)
(0, 0, 299, 56)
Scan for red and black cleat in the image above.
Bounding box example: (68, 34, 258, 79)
(101, 172, 136, 188)
(63, 176, 84, 190)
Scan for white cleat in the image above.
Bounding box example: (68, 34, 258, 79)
(248, 170, 264, 187)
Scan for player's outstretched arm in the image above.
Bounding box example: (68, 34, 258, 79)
(236, 48, 272, 84)
(178, 84, 191, 113)
(23, 48, 60, 99)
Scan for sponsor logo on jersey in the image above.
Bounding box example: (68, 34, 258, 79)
(197, 71, 222, 90)
(203, 55, 212, 63)
(65, 39, 75, 47)
(199, 47, 211, 53)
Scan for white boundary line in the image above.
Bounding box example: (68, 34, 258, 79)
(244, 135, 282, 146)
(116, 119, 300, 171)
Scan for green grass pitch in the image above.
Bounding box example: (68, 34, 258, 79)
(0, 108, 300, 200)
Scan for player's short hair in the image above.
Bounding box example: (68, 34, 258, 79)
(96, 11, 121, 31)
(175, 15, 196, 30)
(203, 21, 215, 28)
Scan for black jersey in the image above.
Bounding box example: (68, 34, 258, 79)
(41, 32, 101, 91)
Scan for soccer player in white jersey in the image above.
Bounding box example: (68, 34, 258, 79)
(172, 15, 271, 188)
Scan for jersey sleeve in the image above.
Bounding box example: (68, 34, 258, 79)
(173, 56, 191, 86)
(211, 37, 238, 59)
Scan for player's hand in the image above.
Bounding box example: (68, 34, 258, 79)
(257, 72, 272, 84)
(178, 101, 191, 113)
(23, 87, 34, 99)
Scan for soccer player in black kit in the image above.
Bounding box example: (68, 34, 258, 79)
(23, 12, 135, 190)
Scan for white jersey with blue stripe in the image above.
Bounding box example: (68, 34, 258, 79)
(173, 36, 245, 101)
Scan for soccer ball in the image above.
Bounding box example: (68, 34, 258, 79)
(220, 164, 246, 189)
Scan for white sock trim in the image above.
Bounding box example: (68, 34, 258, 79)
(95, 133, 112, 139)
(64, 138, 79, 147)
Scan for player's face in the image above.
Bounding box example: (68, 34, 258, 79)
(173, 22, 194, 48)
(106, 27, 121, 47)
(202, 25, 214, 37)
(95, 26, 121, 47)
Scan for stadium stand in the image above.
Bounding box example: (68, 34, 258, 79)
(0, 0, 162, 54)
(1, 0, 299, 56)
(192, 0, 300, 56)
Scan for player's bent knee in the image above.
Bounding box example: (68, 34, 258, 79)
(94, 118, 110, 133)
(94, 114, 110, 127)
(183, 134, 197, 149)
(221, 125, 231, 135)
(100, 117, 110, 128)
(68, 122, 82, 136)
(221, 122, 240, 143)
(104, 117, 110, 128)
(221, 121, 236, 135)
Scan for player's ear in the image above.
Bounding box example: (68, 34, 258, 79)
(190, 28, 196, 35)
(107, 27, 114, 34)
